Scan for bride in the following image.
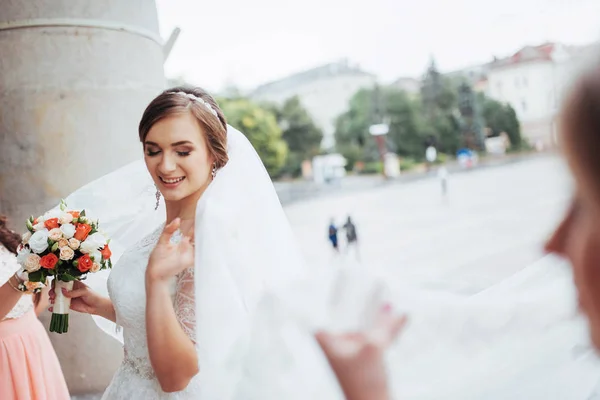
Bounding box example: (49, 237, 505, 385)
(48, 87, 306, 399)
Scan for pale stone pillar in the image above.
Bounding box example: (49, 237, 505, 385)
(0, 0, 166, 395)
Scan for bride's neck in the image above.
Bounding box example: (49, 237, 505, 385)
(164, 183, 209, 222)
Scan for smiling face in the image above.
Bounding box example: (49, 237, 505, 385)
(144, 111, 214, 203)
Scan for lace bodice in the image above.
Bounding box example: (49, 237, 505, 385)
(103, 225, 200, 399)
(0, 243, 34, 320)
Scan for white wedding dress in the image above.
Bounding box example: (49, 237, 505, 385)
(101, 224, 200, 399)
(58, 126, 306, 399)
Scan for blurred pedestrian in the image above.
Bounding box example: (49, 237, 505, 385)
(438, 166, 449, 198)
(343, 216, 360, 260)
(328, 219, 339, 253)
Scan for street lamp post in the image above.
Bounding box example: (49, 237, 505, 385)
(369, 123, 389, 178)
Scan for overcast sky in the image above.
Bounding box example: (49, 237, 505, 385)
(156, 0, 600, 92)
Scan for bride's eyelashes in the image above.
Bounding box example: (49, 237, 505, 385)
(145, 149, 192, 157)
(146, 149, 160, 157)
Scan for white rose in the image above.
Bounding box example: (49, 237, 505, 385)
(43, 209, 63, 221)
(59, 246, 75, 261)
(59, 213, 74, 225)
(80, 233, 106, 254)
(16, 269, 29, 282)
(90, 262, 101, 273)
(22, 232, 32, 244)
(48, 228, 63, 242)
(88, 232, 107, 247)
(80, 240, 97, 254)
(29, 229, 49, 253)
(24, 254, 41, 273)
(33, 222, 45, 231)
(90, 250, 102, 264)
(68, 238, 81, 250)
(60, 223, 76, 239)
(16, 247, 31, 265)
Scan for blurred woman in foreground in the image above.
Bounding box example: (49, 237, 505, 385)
(316, 57, 600, 400)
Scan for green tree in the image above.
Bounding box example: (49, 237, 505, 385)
(266, 97, 323, 176)
(334, 89, 371, 150)
(478, 93, 523, 148)
(279, 97, 323, 157)
(219, 98, 288, 176)
(421, 112, 462, 156)
(385, 88, 427, 158)
(334, 87, 426, 162)
(421, 59, 457, 115)
(420, 59, 462, 154)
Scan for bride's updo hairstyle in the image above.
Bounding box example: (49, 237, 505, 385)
(138, 87, 229, 169)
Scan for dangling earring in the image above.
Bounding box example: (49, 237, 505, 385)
(155, 186, 161, 210)
(211, 163, 217, 179)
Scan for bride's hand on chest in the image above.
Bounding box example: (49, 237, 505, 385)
(146, 218, 194, 284)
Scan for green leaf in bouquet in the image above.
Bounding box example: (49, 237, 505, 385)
(26, 219, 34, 233)
(59, 199, 67, 211)
(108, 258, 113, 269)
(51, 242, 59, 252)
(28, 270, 44, 282)
(80, 209, 86, 217)
(67, 266, 83, 277)
(59, 273, 77, 282)
(47, 268, 56, 276)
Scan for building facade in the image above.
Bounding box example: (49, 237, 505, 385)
(485, 43, 593, 147)
(251, 59, 376, 149)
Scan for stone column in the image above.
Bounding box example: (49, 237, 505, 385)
(0, 0, 165, 394)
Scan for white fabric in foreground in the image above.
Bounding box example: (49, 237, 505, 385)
(231, 255, 600, 399)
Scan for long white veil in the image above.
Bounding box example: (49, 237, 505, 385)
(230, 255, 600, 399)
(46, 125, 600, 399)
(191, 126, 307, 397)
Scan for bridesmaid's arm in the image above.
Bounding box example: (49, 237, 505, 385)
(0, 274, 25, 320)
(34, 285, 50, 316)
(145, 275, 198, 393)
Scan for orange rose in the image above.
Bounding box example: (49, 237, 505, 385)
(74, 223, 92, 241)
(44, 218, 59, 230)
(100, 245, 112, 261)
(68, 211, 80, 218)
(39, 253, 59, 270)
(77, 254, 93, 273)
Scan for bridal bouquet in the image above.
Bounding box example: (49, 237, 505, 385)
(16, 200, 113, 333)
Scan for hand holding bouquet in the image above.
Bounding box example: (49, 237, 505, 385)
(16, 200, 113, 333)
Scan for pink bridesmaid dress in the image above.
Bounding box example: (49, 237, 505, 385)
(0, 243, 70, 399)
